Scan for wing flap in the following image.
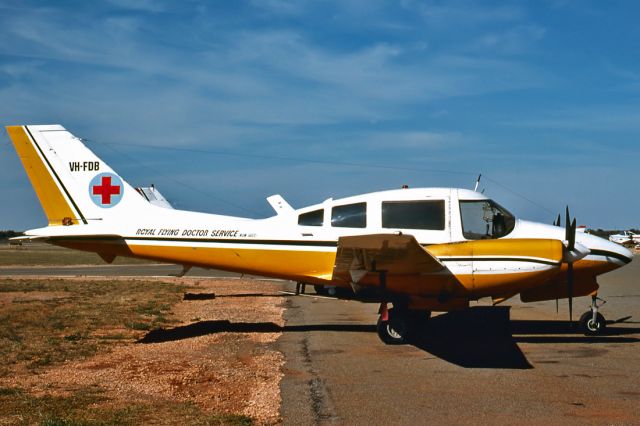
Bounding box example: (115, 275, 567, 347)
(332, 233, 444, 283)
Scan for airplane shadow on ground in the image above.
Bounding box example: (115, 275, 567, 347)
(411, 307, 533, 369)
(411, 307, 640, 369)
(138, 306, 639, 369)
(183, 292, 290, 300)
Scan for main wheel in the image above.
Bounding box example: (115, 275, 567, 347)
(313, 285, 326, 295)
(579, 311, 606, 336)
(376, 308, 409, 345)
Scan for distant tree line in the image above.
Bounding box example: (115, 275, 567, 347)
(0, 230, 24, 241)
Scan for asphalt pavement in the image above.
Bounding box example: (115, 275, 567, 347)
(278, 260, 640, 425)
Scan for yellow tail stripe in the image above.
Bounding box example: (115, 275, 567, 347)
(6, 126, 77, 226)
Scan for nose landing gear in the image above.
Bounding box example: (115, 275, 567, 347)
(579, 296, 607, 336)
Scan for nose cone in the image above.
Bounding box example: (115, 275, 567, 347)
(579, 232, 634, 267)
(605, 240, 634, 266)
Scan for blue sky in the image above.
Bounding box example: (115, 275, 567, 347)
(0, 0, 638, 230)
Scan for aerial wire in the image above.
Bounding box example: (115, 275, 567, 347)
(89, 139, 557, 217)
(98, 140, 477, 177)
(483, 176, 556, 215)
(89, 139, 263, 216)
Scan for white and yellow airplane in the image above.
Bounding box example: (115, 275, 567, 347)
(6, 125, 634, 344)
(609, 230, 640, 247)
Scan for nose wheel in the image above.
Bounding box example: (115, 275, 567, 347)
(579, 296, 607, 336)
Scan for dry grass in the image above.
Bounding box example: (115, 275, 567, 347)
(0, 278, 251, 425)
(0, 385, 253, 425)
(0, 277, 284, 425)
(0, 278, 183, 376)
(0, 243, 156, 266)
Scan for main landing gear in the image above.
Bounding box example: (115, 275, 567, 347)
(579, 296, 607, 336)
(376, 302, 431, 345)
(372, 267, 431, 344)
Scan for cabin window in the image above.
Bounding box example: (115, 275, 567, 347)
(459, 200, 515, 240)
(298, 209, 324, 226)
(382, 200, 445, 230)
(331, 202, 367, 228)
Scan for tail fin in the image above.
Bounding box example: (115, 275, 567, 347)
(7, 124, 149, 226)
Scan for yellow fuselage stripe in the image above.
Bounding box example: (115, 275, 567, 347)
(56, 238, 613, 299)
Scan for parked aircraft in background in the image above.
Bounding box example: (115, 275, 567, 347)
(609, 231, 640, 247)
(6, 125, 633, 344)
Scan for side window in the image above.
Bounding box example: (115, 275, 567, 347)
(331, 202, 366, 228)
(382, 200, 445, 230)
(298, 209, 324, 226)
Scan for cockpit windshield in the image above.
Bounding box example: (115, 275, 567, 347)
(459, 200, 516, 240)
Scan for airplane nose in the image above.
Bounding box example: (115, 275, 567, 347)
(580, 232, 634, 267)
(604, 240, 634, 266)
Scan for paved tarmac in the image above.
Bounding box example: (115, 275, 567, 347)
(278, 260, 640, 425)
(2, 260, 639, 424)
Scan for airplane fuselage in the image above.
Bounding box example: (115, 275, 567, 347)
(30, 187, 632, 305)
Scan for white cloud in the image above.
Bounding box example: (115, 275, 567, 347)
(472, 25, 546, 55)
(104, 0, 167, 13)
(498, 106, 640, 132)
(401, 1, 524, 26)
(0, 3, 549, 136)
(363, 130, 464, 149)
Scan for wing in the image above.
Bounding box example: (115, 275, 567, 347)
(332, 233, 444, 284)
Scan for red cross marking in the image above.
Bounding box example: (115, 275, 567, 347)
(92, 176, 121, 204)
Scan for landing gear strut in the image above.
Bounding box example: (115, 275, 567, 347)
(372, 266, 430, 345)
(579, 296, 606, 336)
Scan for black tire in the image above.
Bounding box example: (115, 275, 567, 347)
(579, 311, 606, 336)
(376, 308, 409, 345)
(313, 285, 326, 295)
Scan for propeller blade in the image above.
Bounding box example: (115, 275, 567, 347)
(564, 206, 577, 325)
(565, 206, 571, 242)
(554, 214, 561, 227)
(569, 218, 576, 251)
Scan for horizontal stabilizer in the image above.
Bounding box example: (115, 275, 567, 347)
(9, 235, 49, 243)
(332, 233, 444, 283)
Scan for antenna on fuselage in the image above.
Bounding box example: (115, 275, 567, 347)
(473, 174, 482, 192)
